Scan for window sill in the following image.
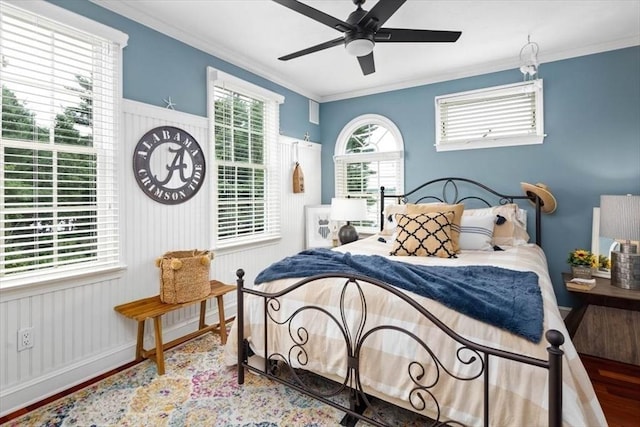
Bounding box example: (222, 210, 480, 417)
(0, 264, 127, 301)
(435, 135, 545, 152)
(213, 236, 281, 255)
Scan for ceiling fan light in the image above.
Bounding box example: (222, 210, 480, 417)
(346, 38, 374, 57)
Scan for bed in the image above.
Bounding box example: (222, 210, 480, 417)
(224, 178, 606, 426)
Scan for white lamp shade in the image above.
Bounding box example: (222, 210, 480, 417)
(330, 198, 368, 222)
(600, 194, 640, 241)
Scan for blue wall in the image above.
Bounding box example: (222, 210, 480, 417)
(48, 0, 320, 142)
(320, 46, 640, 306)
(49, 0, 639, 306)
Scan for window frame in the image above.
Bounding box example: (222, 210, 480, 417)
(334, 114, 404, 234)
(0, 0, 128, 289)
(207, 66, 284, 250)
(435, 80, 545, 152)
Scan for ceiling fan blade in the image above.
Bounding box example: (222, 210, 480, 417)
(375, 28, 462, 43)
(272, 0, 355, 32)
(357, 52, 375, 75)
(278, 37, 345, 61)
(359, 0, 407, 30)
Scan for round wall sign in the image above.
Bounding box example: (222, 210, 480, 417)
(133, 126, 206, 205)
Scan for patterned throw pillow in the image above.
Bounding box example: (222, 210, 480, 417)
(406, 203, 465, 253)
(390, 211, 456, 258)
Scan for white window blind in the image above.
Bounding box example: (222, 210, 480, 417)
(435, 80, 544, 151)
(335, 152, 403, 232)
(208, 67, 284, 248)
(0, 2, 126, 283)
(334, 115, 404, 233)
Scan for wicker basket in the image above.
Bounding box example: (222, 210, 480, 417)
(156, 249, 213, 304)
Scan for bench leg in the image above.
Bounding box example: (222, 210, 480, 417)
(153, 316, 165, 375)
(216, 295, 228, 344)
(199, 300, 207, 329)
(135, 321, 145, 361)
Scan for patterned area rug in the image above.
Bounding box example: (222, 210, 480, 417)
(3, 333, 426, 426)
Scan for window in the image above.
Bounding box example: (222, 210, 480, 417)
(0, 1, 127, 286)
(435, 80, 544, 151)
(207, 67, 284, 248)
(334, 114, 404, 233)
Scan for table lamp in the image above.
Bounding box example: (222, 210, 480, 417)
(330, 198, 368, 245)
(599, 194, 640, 290)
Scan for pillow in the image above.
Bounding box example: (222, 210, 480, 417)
(406, 203, 465, 252)
(380, 204, 408, 236)
(390, 211, 456, 258)
(464, 204, 529, 246)
(459, 215, 495, 251)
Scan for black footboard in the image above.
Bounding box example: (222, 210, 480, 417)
(235, 269, 564, 427)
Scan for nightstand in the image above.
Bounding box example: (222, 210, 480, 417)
(562, 272, 640, 365)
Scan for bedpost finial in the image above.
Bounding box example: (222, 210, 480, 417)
(236, 269, 245, 289)
(545, 329, 564, 348)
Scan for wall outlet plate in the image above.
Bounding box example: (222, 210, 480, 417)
(18, 327, 34, 351)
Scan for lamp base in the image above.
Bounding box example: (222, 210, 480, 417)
(338, 223, 359, 245)
(610, 244, 640, 290)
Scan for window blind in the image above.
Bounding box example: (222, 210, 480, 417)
(209, 68, 283, 248)
(335, 151, 403, 232)
(435, 80, 544, 151)
(0, 3, 124, 280)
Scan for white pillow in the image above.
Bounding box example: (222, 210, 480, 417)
(463, 204, 530, 246)
(381, 204, 407, 236)
(459, 215, 495, 251)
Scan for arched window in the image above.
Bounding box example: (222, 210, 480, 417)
(334, 114, 404, 233)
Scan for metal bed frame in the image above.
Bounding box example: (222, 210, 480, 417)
(236, 178, 562, 426)
(380, 177, 543, 246)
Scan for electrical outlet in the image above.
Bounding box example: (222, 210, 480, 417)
(18, 327, 34, 351)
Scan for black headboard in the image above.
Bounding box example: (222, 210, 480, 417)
(380, 177, 543, 247)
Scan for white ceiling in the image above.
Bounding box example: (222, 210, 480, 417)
(94, 0, 640, 102)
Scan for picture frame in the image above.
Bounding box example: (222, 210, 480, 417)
(305, 205, 333, 249)
(591, 207, 616, 279)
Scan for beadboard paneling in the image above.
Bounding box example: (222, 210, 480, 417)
(0, 100, 321, 416)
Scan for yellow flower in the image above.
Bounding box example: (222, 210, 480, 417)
(567, 248, 595, 267)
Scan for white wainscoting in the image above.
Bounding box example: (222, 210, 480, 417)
(0, 100, 321, 416)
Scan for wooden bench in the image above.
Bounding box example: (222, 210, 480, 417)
(114, 280, 236, 375)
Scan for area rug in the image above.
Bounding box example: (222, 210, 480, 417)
(2, 333, 425, 426)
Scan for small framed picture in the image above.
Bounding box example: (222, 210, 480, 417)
(305, 205, 333, 249)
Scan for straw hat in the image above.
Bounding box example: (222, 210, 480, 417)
(521, 182, 557, 214)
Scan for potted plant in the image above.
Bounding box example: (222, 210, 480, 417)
(567, 248, 595, 279)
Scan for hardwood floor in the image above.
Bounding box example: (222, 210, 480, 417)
(2, 354, 638, 425)
(580, 354, 640, 426)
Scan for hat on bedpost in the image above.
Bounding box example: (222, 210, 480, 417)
(521, 182, 557, 214)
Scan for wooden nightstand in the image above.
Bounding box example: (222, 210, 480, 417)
(562, 272, 640, 365)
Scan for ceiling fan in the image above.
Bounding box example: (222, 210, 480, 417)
(273, 0, 462, 75)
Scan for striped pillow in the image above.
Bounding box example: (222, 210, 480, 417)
(459, 215, 494, 251)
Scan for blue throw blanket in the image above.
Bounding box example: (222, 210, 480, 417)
(256, 249, 543, 343)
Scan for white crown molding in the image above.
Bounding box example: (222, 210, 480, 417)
(90, 0, 322, 102)
(320, 35, 640, 102)
(5, 0, 128, 46)
(90, 0, 638, 104)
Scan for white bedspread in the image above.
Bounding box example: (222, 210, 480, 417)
(224, 235, 607, 426)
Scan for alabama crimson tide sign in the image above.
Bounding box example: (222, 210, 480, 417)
(133, 126, 206, 205)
